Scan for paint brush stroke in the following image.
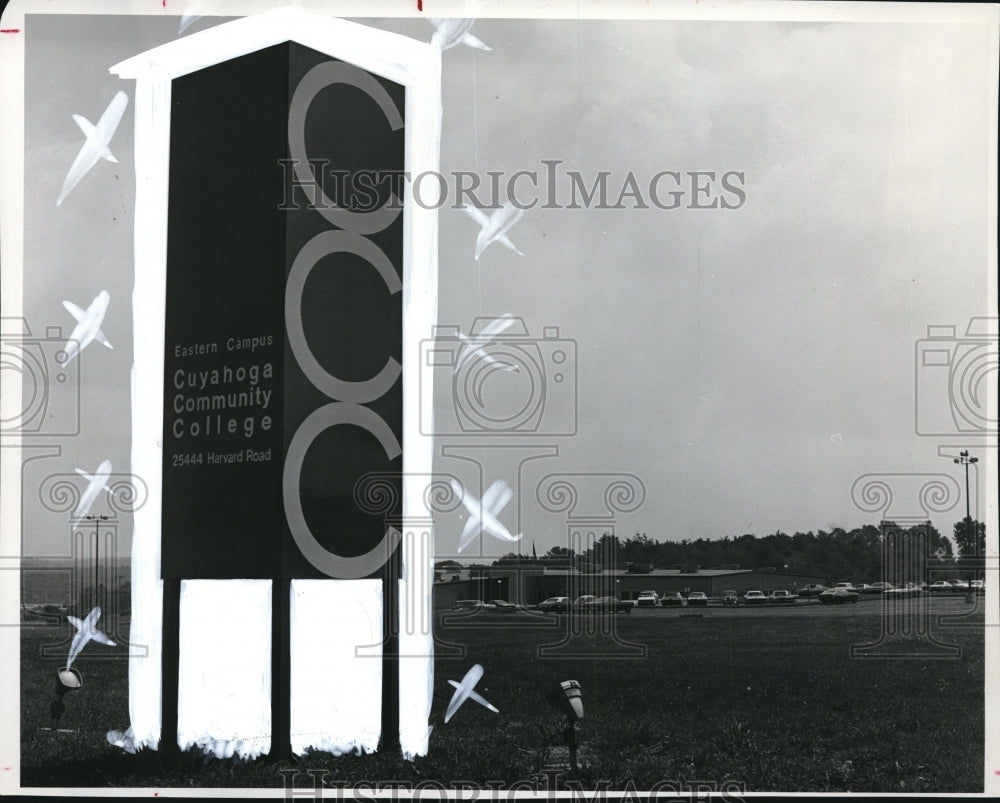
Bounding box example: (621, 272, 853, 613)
(461, 201, 524, 260)
(72, 459, 112, 518)
(56, 92, 128, 206)
(124, 76, 171, 753)
(176, 579, 272, 759)
(60, 289, 112, 365)
(66, 606, 115, 668)
(290, 579, 383, 756)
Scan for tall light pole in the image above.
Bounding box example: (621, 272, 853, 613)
(85, 514, 109, 611)
(954, 450, 978, 602)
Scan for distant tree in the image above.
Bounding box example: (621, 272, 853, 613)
(620, 533, 655, 565)
(586, 532, 620, 567)
(912, 521, 953, 562)
(954, 517, 986, 557)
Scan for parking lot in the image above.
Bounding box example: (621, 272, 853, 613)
(443, 594, 988, 625)
(626, 594, 986, 619)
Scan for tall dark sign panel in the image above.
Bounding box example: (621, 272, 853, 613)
(163, 45, 288, 579)
(162, 42, 404, 755)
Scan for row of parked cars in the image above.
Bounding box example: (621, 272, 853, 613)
(451, 578, 986, 615)
(537, 595, 634, 613)
(807, 580, 985, 600)
(451, 596, 635, 614)
(633, 589, 800, 607)
(803, 580, 985, 603)
(450, 599, 525, 612)
(929, 579, 984, 592)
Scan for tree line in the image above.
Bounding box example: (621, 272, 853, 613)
(485, 518, 987, 583)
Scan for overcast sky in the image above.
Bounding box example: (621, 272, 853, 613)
(8, 2, 997, 561)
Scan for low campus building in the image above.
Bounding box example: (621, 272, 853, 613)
(433, 562, 829, 608)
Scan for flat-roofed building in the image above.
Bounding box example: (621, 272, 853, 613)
(434, 563, 829, 607)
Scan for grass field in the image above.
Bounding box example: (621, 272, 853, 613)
(19, 599, 984, 792)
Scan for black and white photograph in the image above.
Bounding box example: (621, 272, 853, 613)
(0, 0, 997, 797)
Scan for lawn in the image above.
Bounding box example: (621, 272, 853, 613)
(19, 601, 984, 792)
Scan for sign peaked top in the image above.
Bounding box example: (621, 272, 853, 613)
(109, 9, 439, 86)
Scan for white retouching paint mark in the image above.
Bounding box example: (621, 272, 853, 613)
(72, 459, 112, 518)
(399, 64, 440, 759)
(60, 290, 112, 365)
(453, 313, 518, 373)
(427, 18, 491, 52)
(178, 0, 224, 35)
(124, 74, 171, 753)
(56, 91, 128, 206)
(444, 664, 499, 723)
(450, 478, 523, 553)
(66, 606, 115, 669)
(106, 726, 139, 754)
(290, 580, 382, 757)
(461, 202, 524, 260)
(112, 10, 440, 759)
(176, 580, 271, 759)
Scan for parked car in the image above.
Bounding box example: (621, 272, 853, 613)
(581, 596, 633, 614)
(972, 579, 985, 593)
(660, 591, 685, 607)
(768, 590, 797, 604)
(819, 587, 859, 604)
(798, 584, 826, 598)
(930, 581, 952, 592)
(721, 590, 739, 606)
(489, 599, 518, 611)
(571, 595, 598, 609)
(862, 583, 889, 594)
(687, 591, 709, 606)
(834, 582, 858, 592)
(451, 600, 486, 611)
(538, 596, 570, 613)
(854, 584, 872, 594)
(884, 583, 921, 598)
(744, 590, 768, 605)
(636, 590, 660, 608)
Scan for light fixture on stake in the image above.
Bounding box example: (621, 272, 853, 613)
(85, 513, 109, 611)
(57, 667, 83, 690)
(46, 666, 83, 729)
(954, 450, 979, 603)
(547, 680, 584, 771)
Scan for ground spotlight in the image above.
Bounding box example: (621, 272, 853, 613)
(48, 666, 83, 725)
(56, 667, 83, 690)
(547, 680, 584, 770)
(547, 679, 584, 721)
